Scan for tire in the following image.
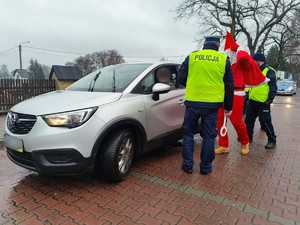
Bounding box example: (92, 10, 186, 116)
(99, 130, 136, 182)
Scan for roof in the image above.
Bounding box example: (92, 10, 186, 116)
(12, 69, 30, 79)
(49, 65, 82, 81)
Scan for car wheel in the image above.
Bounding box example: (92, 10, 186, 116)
(100, 130, 136, 182)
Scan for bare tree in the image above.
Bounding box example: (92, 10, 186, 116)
(176, 0, 300, 54)
(0, 64, 10, 79)
(266, 45, 289, 70)
(284, 11, 300, 56)
(66, 49, 125, 75)
(266, 17, 296, 69)
(282, 10, 300, 81)
(28, 59, 46, 80)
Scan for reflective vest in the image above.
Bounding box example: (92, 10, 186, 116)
(249, 67, 271, 103)
(185, 49, 227, 102)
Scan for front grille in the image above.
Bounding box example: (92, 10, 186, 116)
(7, 112, 37, 135)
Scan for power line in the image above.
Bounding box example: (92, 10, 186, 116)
(24, 46, 84, 56)
(0, 44, 185, 69)
(23, 47, 82, 57)
(0, 44, 186, 66)
(0, 46, 17, 55)
(24, 45, 186, 59)
(0, 50, 17, 57)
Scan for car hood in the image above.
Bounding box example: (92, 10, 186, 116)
(11, 91, 122, 115)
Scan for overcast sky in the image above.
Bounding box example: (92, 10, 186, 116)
(0, 0, 200, 71)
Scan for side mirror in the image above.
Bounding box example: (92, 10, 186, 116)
(152, 83, 171, 101)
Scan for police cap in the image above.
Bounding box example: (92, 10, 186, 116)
(252, 52, 266, 62)
(204, 36, 221, 47)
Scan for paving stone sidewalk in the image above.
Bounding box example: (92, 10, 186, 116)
(0, 95, 300, 225)
(0, 114, 5, 142)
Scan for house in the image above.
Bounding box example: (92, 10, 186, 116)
(12, 69, 30, 80)
(49, 65, 82, 90)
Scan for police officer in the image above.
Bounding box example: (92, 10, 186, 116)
(245, 53, 277, 149)
(244, 88, 267, 132)
(179, 36, 234, 175)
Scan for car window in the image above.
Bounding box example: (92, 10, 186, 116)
(132, 65, 179, 94)
(68, 64, 151, 92)
(156, 67, 176, 89)
(134, 72, 155, 94)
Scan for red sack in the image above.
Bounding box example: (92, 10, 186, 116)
(224, 32, 267, 87)
(236, 50, 266, 87)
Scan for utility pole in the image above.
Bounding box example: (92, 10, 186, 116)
(18, 44, 22, 70)
(18, 41, 31, 71)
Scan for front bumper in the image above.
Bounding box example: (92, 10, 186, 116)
(6, 148, 92, 174)
(277, 91, 294, 95)
(4, 113, 106, 158)
(4, 112, 107, 174)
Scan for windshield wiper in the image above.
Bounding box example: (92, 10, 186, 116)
(88, 71, 101, 92)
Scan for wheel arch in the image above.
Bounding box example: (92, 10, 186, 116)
(91, 118, 147, 160)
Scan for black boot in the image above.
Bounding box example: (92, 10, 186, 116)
(200, 169, 212, 175)
(200, 163, 212, 175)
(181, 165, 193, 174)
(265, 140, 276, 149)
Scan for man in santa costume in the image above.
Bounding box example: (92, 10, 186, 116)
(215, 33, 266, 155)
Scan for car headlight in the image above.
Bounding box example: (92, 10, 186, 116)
(287, 87, 293, 91)
(42, 107, 98, 128)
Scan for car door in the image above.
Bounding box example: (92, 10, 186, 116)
(133, 64, 185, 140)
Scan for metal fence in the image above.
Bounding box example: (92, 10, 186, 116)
(0, 79, 55, 113)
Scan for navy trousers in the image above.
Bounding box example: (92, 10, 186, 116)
(245, 100, 276, 142)
(182, 106, 218, 173)
(245, 97, 268, 131)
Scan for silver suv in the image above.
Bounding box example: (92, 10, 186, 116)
(4, 62, 185, 182)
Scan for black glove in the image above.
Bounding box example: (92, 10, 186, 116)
(265, 98, 274, 105)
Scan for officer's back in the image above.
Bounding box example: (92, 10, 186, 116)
(178, 36, 234, 175)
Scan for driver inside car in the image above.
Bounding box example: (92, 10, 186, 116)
(156, 67, 171, 85)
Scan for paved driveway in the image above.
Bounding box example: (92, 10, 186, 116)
(1, 95, 300, 225)
(0, 114, 5, 142)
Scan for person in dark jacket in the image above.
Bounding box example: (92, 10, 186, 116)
(245, 53, 277, 149)
(178, 36, 234, 175)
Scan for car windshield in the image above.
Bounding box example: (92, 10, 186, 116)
(67, 63, 151, 92)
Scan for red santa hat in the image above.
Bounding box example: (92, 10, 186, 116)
(224, 32, 268, 87)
